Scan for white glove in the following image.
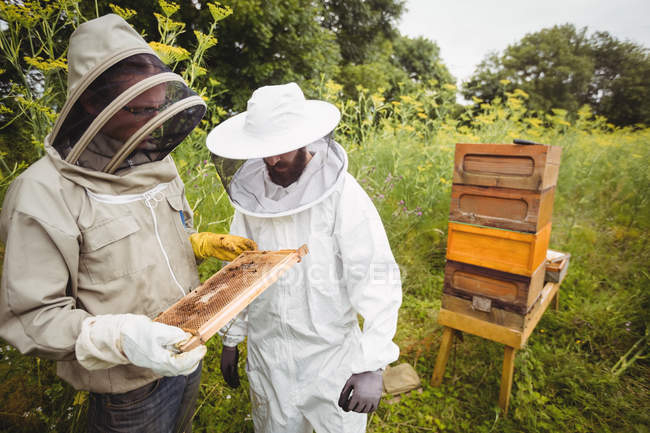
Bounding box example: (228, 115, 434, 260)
(75, 314, 206, 377)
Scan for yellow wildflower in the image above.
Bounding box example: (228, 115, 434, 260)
(551, 108, 568, 117)
(0, 2, 40, 28)
(513, 88, 529, 99)
(149, 42, 190, 64)
(325, 80, 343, 94)
(159, 0, 181, 17)
(525, 118, 542, 128)
(23, 55, 67, 72)
(371, 93, 385, 106)
(153, 13, 185, 32)
(194, 30, 218, 51)
(109, 4, 137, 20)
(207, 2, 234, 22)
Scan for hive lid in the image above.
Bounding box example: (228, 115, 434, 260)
(155, 245, 309, 351)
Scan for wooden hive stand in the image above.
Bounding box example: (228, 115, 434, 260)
(430, 280, 561, 415)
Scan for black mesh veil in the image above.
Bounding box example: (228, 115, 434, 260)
(52, 54, 205, 173)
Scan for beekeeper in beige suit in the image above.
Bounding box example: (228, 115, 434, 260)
(0, 14, 255, 433)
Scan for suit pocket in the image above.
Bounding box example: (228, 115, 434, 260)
(81, 216, 140, 252)
(80, 215, 156, 284)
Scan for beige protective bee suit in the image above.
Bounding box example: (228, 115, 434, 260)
(0, 14, 207, 394)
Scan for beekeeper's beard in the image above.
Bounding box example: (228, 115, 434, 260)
(266, 148, 309, 187)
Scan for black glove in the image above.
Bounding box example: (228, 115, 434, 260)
(338, 370, 383, 413)
(220, 345, 240, 388)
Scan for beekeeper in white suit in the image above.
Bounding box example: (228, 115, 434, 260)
(206, 82, 402, 432)
(0, 14, 256, 432)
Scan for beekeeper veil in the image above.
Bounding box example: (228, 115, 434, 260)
(206, 83, 347, 218)
(48, 14, 205, 173)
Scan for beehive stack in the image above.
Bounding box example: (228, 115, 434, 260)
(442, 142, 562, 323)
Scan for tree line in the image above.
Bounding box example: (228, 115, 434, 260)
(462, 23, 650, 127)
(94, 1, 648, 125)
(1, 0, 649, 170)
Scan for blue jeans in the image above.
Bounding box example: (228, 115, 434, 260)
(87, 363, 202, 433)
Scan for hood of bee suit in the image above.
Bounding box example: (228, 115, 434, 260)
(46, 14, 206, 174)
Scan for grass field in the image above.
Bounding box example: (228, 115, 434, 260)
(1, 92, 648, 433)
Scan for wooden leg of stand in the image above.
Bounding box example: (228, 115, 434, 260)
(499, 346, 517, 415)
(431, 327, 455, 386)
(553, 291, 560, 311)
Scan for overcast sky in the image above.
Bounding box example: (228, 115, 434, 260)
(398, 0, 650, 85)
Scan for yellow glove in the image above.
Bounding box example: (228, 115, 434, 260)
(189, 232, 258, 261)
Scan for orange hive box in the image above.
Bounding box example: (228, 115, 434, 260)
(446, 222, 551, 276)
(155, 245, 308, 352)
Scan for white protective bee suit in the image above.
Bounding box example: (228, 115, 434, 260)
(207, 83, 402, 432)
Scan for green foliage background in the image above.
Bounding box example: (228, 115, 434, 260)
(0, 2, 648, 432)
(462, 24, 650, 127)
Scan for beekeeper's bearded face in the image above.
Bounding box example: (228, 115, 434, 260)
(263, 147, 311, 187)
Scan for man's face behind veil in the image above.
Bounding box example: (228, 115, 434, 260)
(101, 80, 168, 145)
(264, 148, 308, 187)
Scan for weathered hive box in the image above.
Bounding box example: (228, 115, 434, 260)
(443, 260, 545, 315)
(453, 142, 562, 191)
(449, 184, 555, 233)
(446, 221, 551, 276)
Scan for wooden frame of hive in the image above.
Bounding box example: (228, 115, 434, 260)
(155, 245, 309, 352)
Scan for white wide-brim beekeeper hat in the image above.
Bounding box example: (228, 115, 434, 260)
(206, 82, 341, 159)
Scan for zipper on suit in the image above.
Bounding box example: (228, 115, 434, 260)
(277, 217, 298, 404)
(143, 190, 186, 296)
